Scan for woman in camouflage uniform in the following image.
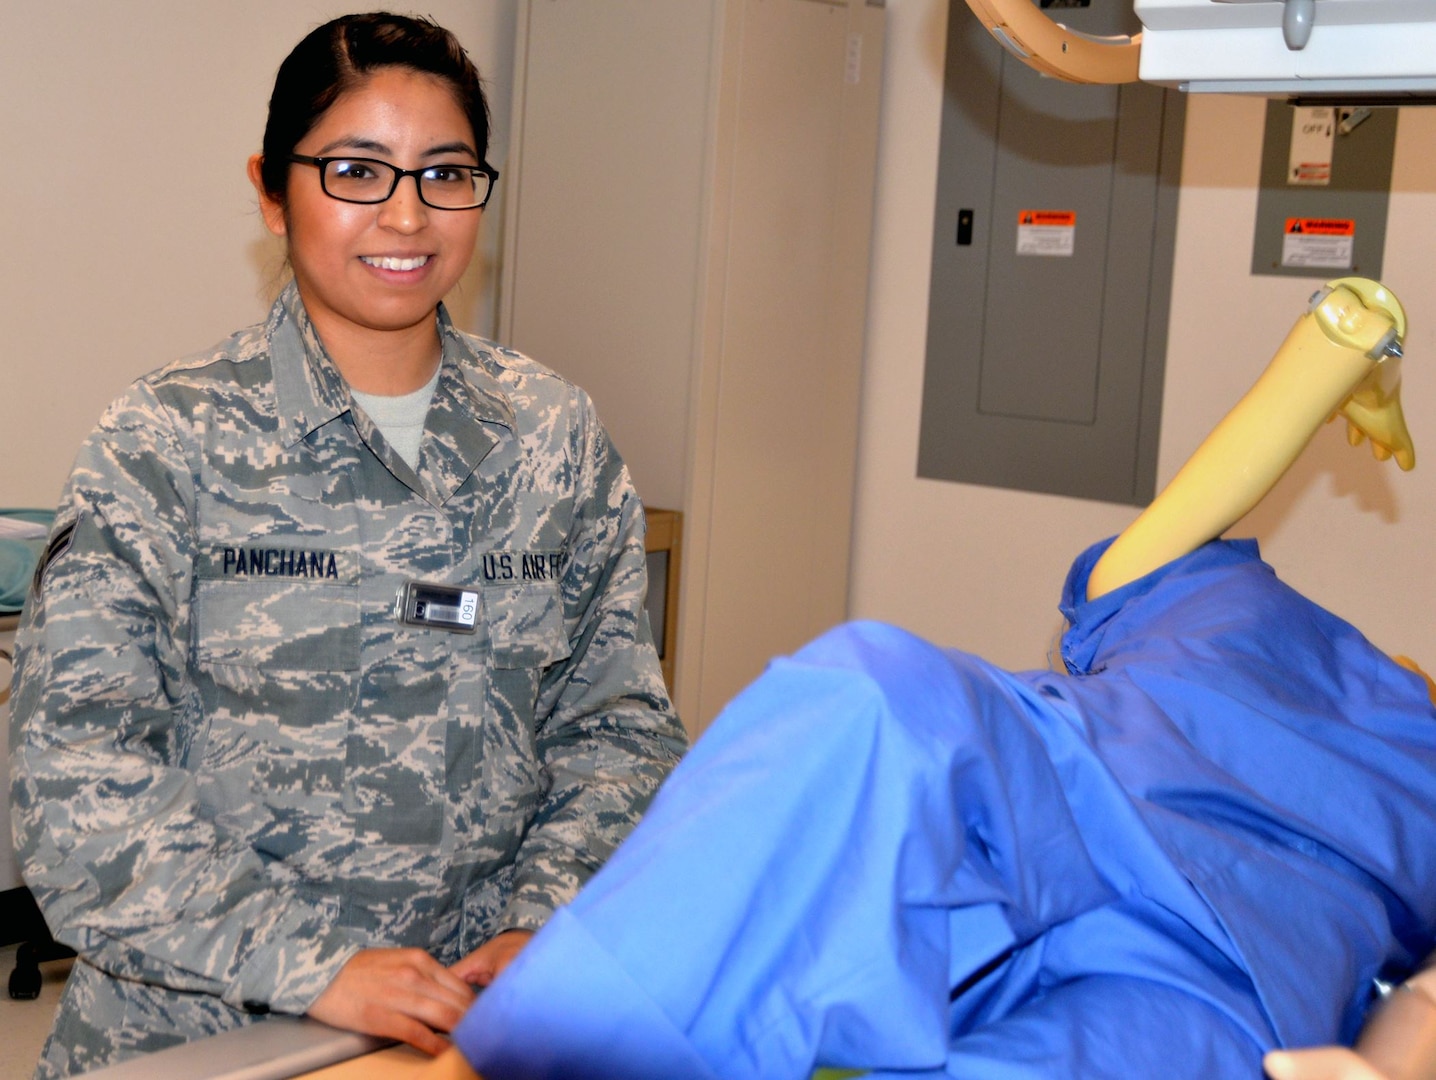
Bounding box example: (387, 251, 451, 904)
(10, 13, 686, 1077)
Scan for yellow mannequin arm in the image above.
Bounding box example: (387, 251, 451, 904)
(1087, 278, 1412, 602)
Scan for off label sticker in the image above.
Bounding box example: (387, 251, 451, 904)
(1282, 217, 1354, 269)
(1288, 106, 1335, 186)
(1016, 210, 1076, 257)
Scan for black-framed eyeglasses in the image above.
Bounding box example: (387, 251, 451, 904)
(288, 155, 499, 210)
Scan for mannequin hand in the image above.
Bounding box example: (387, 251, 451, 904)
(1336, 358, 1415, 470)
(1265, 1047, 1389, 1080)
(307, 947, 476, 1056)
(450, 929, 535, 989)
(1265, 976, 1436, 1080)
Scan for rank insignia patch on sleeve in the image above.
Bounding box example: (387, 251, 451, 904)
(32, 514, 80, 596)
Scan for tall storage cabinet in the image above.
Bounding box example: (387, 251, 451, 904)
(500, 0, 886, 732)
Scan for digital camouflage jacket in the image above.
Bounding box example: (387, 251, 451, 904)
(10, 283, 686, 1076)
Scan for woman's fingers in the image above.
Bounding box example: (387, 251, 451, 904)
(308, 947, 479, 1052)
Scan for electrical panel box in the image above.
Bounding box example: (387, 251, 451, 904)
(1251, 101, 1396, 280)
(918, 1, 1184, 506)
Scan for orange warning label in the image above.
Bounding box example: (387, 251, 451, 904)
(1018, 210, 1076, 227)
(1285, 217, 1355, 236)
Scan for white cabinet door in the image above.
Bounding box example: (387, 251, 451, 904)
(503, 0, 885, 731)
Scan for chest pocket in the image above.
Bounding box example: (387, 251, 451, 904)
(483, 581, 572, 670)
(190, 567, 362, 852)
(192, 543, 360, 671)
(194, 577, 361, 671)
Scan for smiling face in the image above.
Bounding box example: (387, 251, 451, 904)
(251, 66, 481, 378)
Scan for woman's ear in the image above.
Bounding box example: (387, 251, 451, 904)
(247, 154, 288, 238)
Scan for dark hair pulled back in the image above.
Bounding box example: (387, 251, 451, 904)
(258, 11, 491, 202)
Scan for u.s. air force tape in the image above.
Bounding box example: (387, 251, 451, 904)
(394, 580, 479, 634)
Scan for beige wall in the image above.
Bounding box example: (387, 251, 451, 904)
(0, 1, 516, 509)
(850, 0, 1436, 671)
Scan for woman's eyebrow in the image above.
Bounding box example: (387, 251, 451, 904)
(422, 141, 479, 160)
(314, 136, 392, 156)
(309, 137, 479, 160)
